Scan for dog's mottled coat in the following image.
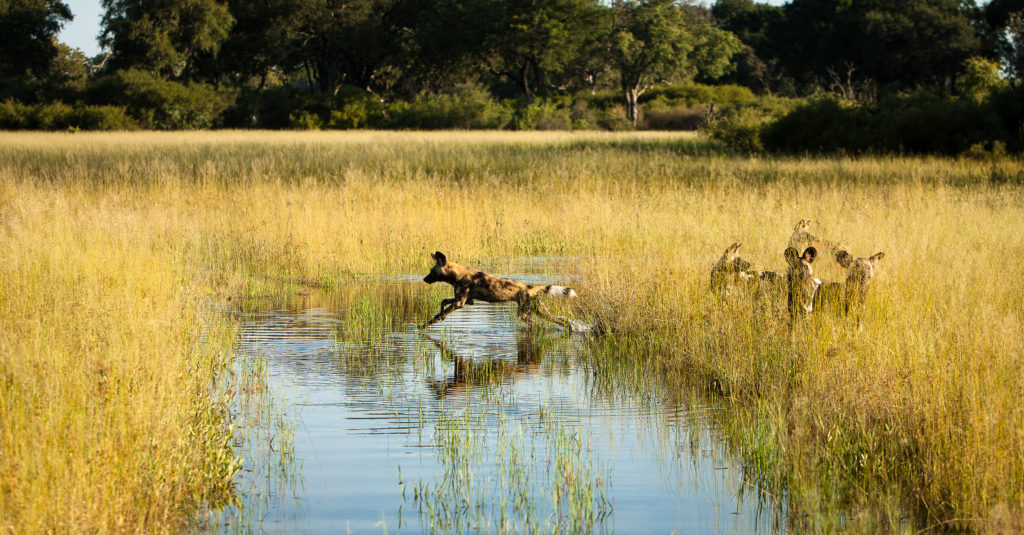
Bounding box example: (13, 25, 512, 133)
(421, 251, 576, 329)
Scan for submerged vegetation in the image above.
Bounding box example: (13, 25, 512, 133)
(0, 130, 1022, 531)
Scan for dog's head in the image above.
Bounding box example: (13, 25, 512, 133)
(785, 246, 819, 313)
(787, 219, 816, 249)
(836, 249, 884, 299)
(785, 246, 817, 270)
(423, 251, 450, 284)
(711, 242, 753, 291)
(714, 242, 752, 273)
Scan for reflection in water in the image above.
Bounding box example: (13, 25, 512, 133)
(224, 274, 784, 534)
(422, 330, 546, 400)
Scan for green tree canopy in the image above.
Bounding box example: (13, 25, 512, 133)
(467, 0, 604, 98)
(607, 0, 741, 127)
(0, 0, 72, 95)
(101, 0, 234, 80)
(773, 0, 980, 95)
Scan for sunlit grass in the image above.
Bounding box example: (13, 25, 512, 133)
(0, 130, 1021, 531)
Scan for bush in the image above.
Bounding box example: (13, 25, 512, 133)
(88, 70, 235, 129)
(0, 99, 137, 130)
(326, 86, 385, 129)
(704, 108, 771, 152)
(642, 105, 708, 130)
(641, 83, 757, 109)
(595, 106, 634, 131)
(289, 110, 322, 130)
(511, 99, 573, 130)
(761, 92, 1016, 155)
(0, 100, 31, 129)
(386, 85, 512, 129)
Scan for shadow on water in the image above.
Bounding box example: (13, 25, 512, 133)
(214, 260, 787, 534)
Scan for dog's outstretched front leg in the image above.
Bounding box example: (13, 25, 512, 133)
(421, 290, 468, 329)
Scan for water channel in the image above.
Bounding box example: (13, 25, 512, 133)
(221, 261, 785, 533)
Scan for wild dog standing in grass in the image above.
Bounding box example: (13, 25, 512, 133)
(788, 219, 846, 259)
(785, 246, 820, 318)
(421, 251, 579, 330)
(710, 242, 787, 310)
(710, 242, 752, 294)
(814, 249, 886, 326)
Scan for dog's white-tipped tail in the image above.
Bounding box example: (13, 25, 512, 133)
(546, 285, 577, 298)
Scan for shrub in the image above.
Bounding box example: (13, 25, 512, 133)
(326, 86, 385, 129)
(512, 99, 573, 130)
(289, 110, 322, 130)
(568, 100, 599, 130)
(704, 108, 771, 152)
(0, 100, 32, 129)
(761, 92, 1016, 155)
(88, 70, 235, 129)
(67, 105, 138, 130)
(595, 106, 634, 131)
(0, 99, 137, 130)
(386, 85, 512, 129)
(642, 105, 708, 130)
(641, 83, 757, 109)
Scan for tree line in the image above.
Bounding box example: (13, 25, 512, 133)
(3, 0, 1024, 154)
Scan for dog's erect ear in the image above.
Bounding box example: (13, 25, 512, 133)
(869, 252, 885, 266)
(801, 247, 817, 263)
(835, 249, 854, 269)
(431, 251, 447, 265)
(719, 242, 741, 260)
(784, 247, 800, 268)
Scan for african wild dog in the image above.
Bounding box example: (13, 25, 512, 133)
(710, 242, 752, 293)
(813, 249, 885, 321)
(788, 219, 846, 260)
(710, 242, 788, 303)
(785, 246, 820, 317)
(421, 251, 578, 329)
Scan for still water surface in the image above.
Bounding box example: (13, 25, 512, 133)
(227, 266, 782, 533)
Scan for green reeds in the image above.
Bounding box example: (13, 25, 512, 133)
(413, 405, 611, 533)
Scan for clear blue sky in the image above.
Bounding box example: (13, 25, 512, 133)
(61, 0, 105, 56)
(54, 0, 811, 58)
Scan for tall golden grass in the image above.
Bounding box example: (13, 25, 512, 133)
(1, 131, 1021, 531)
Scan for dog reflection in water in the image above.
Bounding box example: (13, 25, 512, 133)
(421, 331, 546, 400)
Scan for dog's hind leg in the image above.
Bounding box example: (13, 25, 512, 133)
(528, 298, 575, 331)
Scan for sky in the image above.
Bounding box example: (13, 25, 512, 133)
(61, 0, 105, 56)
(56, 0, 808, 58)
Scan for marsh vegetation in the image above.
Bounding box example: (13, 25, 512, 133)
(1, 131, 1021, 532)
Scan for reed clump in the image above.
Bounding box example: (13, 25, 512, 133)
(0, 180, 241, 532)
(1, 131, 1020, 531)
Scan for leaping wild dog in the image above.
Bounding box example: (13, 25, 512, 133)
(420, 251, 579, 330)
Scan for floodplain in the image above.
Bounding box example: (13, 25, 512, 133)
(1, 131, 1021, 533)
